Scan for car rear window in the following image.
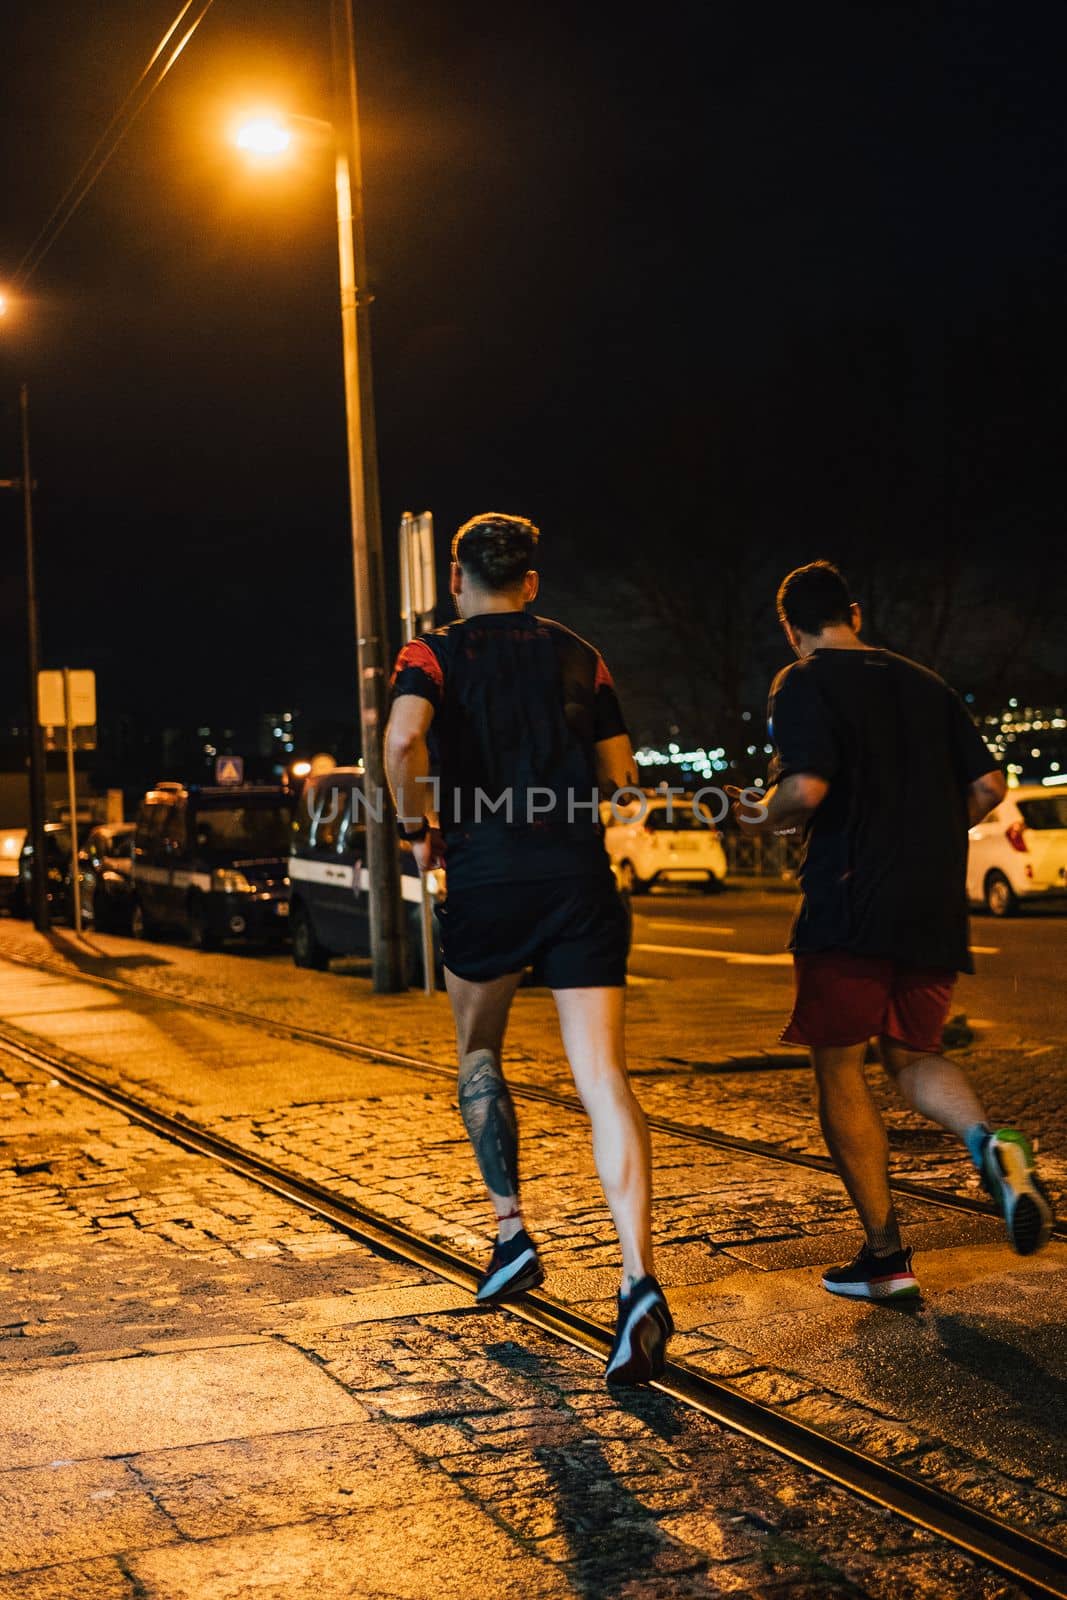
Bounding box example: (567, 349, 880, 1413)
(1017, 797, 1067, 830)
(645, 805, 717, 832)
(191, 801, 294, 856)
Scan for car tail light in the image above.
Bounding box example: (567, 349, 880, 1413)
(1005, 821, 1028, 853)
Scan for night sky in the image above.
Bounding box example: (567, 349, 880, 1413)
(2, 1, 1066, 763)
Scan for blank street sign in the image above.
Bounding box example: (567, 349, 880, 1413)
(38, 669, 96, 729)
(399, 510, 436, 634)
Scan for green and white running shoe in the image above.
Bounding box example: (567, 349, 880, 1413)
(981, 1129, 1055, 1256)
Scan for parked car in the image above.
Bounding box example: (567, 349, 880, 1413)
(601, 794, 728, 894)
(131, 782, 292, 948)
(967, 785, 1067, 916)
(77, 823, 136, 932)
(0, 829, 26, 914)
(288, 767, 444, 984)
(13, 822, 82, 919)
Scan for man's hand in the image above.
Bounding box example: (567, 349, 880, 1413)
(967, 768, 1007, 827)
(410, 827, 445, 875)
(726, 773, 828, 837)
(724, 784, 770, 835)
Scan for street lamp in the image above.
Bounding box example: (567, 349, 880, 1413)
(231, 2, 405, 993)
(233, 118, 292, 157)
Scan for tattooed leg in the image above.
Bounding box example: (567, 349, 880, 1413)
(458, 1048, 522, 1238)
(445, 966, 524, 1237)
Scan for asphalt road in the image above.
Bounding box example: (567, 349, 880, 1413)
(629, 884, 1067, 1040)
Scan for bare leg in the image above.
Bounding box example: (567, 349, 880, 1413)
(553, 986, 653, 1289)
(880, 1040, 988, 1140)
(445, 968, 525, 1239)
(812, 1044, 902, 1254)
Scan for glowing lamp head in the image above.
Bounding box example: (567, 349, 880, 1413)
(290, 760, 312, 779)
(0, 292, 8, 318)
(235, 118, 292, 157)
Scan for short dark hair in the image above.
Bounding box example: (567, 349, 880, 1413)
(451, 512, 540, 591)
(776, 560, 853, 636)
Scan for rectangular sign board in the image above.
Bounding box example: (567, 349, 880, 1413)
(399, 510, 437, 634)
(38, 669, 97, 751)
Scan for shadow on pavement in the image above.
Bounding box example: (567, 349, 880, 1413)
(535, 1432, 709, 1598)
(932, 1312, 1067, 1441)
(43, 930, 169, 973)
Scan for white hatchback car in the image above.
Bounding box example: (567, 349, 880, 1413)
(601, 796, 728, 894)
(967, 785, 1067, 916)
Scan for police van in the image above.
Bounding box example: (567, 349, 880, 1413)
(288, 767, 443, 984)
(131, 782, 292, 948)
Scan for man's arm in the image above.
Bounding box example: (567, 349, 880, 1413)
(384, 695, 437, 832)
(595, 732, 639, 796)
(968, 767, 1006, 827)
(727, 773, 829, 836)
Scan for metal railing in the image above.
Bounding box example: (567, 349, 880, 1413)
(724, 831, 804, 880)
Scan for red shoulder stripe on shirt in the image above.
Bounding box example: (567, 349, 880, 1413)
(392, 637, 444, 691)
(594, 652, 615, 692)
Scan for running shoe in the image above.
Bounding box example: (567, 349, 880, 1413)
(821, 1244, 920, 1301)
(475, 1228, 544, 1303)
(605, 1274, 673, 1386)
(980, 1129, 1055, 1256)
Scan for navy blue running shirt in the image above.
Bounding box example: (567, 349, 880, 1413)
(767, 647, 997, 972)
(390, 612, 628, 888)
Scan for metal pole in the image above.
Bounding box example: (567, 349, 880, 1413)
(62, 669, 83, 935)
(330, 0, 405, 992)
(20, 385, 49, 932)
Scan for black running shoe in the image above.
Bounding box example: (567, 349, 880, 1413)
(981, 1129, 1055, 1256)
(605, 1274, 673, 1386)
(475, 1228, 544, 1303)
(822, 1244, 920, 1301)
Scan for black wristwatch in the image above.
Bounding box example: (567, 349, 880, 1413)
(398, 816, 431, 842)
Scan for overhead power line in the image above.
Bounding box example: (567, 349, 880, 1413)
(12, 0, 216, 289)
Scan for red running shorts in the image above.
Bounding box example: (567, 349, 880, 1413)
(782, 950, 957, 1055)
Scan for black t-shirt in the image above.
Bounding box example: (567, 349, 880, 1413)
(767, 647, 996, 972)
(390, 611, 627, 888)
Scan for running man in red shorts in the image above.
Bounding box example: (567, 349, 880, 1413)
(731, 561, 1054, 1300)
(384, 512, 672, 1382)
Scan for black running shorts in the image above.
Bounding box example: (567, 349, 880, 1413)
(439, 873, 630, 987)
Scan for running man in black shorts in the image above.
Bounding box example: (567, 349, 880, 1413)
(384, 512, 672, 1385)
(731, 561, 1054, 1301)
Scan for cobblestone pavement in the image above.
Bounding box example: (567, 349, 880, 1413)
(0, 924, 1064, 1573)
(0, 1047, 1023, 1599)
(1, 917, 1064, 1192)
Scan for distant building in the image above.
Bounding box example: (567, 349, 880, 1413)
(981, 702, 1067, 786)
(257, 710, 297, 768)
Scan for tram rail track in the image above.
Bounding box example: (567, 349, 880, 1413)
(0, 1018, 1064, 1598)
(2, 944, 1063, 1240)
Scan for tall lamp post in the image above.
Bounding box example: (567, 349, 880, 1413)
(20, 386, 49, 932)
(235, 0, 404, 992)
(1, 383, 49, 930)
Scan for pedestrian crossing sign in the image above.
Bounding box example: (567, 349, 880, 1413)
(215, 755, 244, 786)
